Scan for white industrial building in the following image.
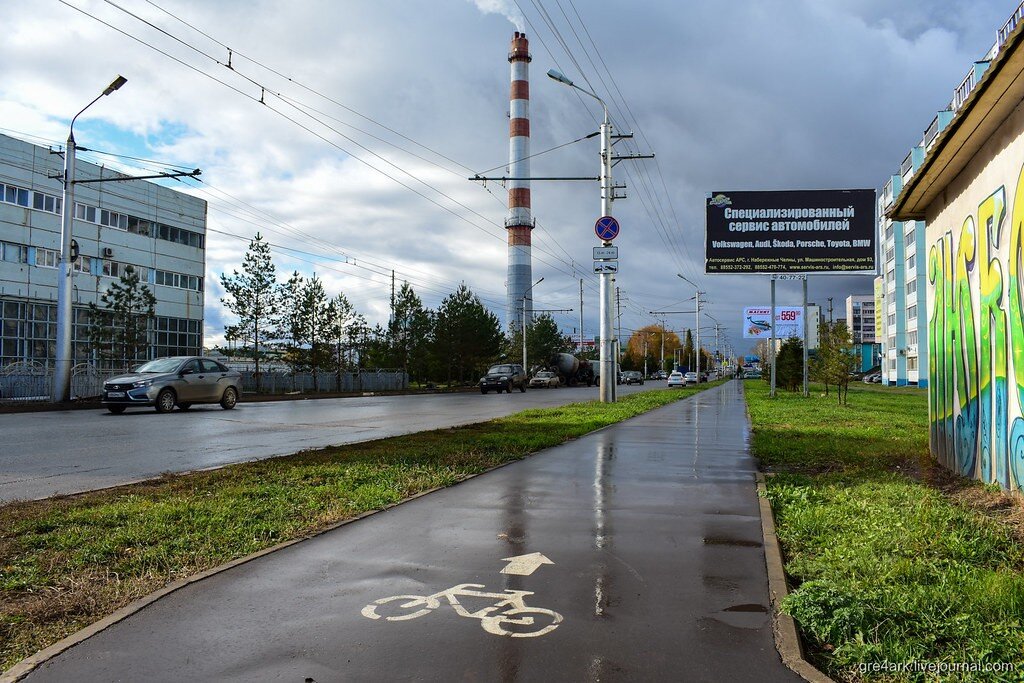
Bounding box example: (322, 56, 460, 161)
(0, 133, 206, 368)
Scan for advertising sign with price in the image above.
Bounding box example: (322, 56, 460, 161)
(743, 306, 804, 339)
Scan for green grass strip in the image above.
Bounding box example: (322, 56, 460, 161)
(746, 381, 1024, 682)
(0, 383, 717, 672)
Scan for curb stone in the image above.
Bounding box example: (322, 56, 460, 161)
(756, 472, 836, 683)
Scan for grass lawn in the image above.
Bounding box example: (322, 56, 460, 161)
(746, 380, 1024, 682)
(0, 383, 717, 673)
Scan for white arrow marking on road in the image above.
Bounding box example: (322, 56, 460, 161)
(500, 552, 554, 576)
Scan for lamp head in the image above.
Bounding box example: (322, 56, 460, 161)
(103, 75, 127, 96)
(546, 69, 573, 87)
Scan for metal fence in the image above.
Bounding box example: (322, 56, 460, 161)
(0, 363, 408, 404)
(239, 370, 408, 394)
(0, 362, 125, 404)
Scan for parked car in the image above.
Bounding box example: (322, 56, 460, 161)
(742, 370, 762, 380)
(622, 371, 644, 385)
(862, 372, 881, 384)
(667, 371, 685, 388)
(102, 356, 242, 414)
(529, 371, 560, 388)
(480, 363, 527, 394)
(683, 371, 699, 385)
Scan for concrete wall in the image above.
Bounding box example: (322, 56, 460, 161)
(924, 98, 1024, 491)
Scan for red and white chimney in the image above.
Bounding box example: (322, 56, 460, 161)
(506, 31, 534, 329)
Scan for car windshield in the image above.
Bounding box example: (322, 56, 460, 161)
(489, 365, 513, 374)
(536, 372, 552, 378)
(134, 358, 187, 373)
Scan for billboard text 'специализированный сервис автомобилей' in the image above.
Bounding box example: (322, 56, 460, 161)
(705, 189, 876, 274)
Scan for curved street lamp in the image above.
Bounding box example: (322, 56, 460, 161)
(53, 75, 127, 402)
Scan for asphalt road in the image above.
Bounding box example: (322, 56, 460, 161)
(22, 380, 800, 682)
(0, 383, 651, 502)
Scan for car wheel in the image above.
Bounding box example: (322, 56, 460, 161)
(220, 387, 238, 410)
(155, 388, 176, 413)
(481, 388, 488, 394)
(519, 383, 526, 393)
(107, 405, 126, 414)
(177, 402, 192, 411)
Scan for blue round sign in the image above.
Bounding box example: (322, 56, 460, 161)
(595, 216, 620, 241)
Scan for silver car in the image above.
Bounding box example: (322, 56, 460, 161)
(102, 356, 242, 414)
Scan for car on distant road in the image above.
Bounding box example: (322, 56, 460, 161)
(683, 371, 699, 385)
(480, 363, 527, 394)
(622, 371, 644, 385)
(742, 370, 762, 380)
(667, 371, 685, 388)
(529, 371, 560, 388)
(102, 356, 242, 414)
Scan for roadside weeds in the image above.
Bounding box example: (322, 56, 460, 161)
(746, 382, 1024, 683)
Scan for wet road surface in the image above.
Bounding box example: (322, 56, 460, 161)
(22, 381, 800, 682)
(0, 384, 649, 502)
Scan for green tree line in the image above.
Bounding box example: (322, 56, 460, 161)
(218, 234, 574, 390)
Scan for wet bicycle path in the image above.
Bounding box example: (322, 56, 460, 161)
(23, 381, 802, 682)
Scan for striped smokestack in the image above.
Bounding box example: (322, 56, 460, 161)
(506, 31, 534, 330)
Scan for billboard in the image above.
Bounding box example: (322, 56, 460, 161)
(743, 306, 805, 339)
(706, 189, 876, 274)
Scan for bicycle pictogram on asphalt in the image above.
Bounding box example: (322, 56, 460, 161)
(361, 582, 563, 638)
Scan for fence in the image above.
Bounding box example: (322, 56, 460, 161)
(239, 369, 408, 394)
(0, 363, 125, 404)
(0, 363, 408, 404)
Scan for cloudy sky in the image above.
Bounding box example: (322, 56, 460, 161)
(0, 0, 1015, 356)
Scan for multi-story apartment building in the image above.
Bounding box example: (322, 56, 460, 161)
(0, 133, 207, 367)
(845, 295, 875, 344)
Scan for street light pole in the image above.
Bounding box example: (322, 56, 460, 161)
(548, 68, 615, 402)
(522, 276, 543, 373)
(53, 75, 127, 403)
(677, 275, 702, 381)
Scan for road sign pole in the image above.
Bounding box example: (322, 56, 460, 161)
(803, 276, 809, 397)
(770, 276, 777, 398)
(599, 112, 614, 402)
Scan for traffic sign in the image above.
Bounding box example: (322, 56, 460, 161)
(594, 216, 620, 241)
(593, 246, 618, 260)
(594, 261, 618, 273)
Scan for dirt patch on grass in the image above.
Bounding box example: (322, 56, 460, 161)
(909, 458, 1024, 545)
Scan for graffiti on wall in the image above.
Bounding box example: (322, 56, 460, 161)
(928, 164, 1024, 490)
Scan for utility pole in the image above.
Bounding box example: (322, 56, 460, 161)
(828, 296, 834, 323)
(547, 69, 652, 403)
(615, 285, 622, 380)
(579, 278, 584, 354)
(52, 76, 200, 402)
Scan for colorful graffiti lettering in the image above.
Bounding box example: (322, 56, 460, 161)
(929, 166, 1024, 489)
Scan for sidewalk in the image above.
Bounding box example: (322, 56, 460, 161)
(18, 381, 801, 682)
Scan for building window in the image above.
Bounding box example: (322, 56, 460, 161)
(908, 305, 917, 320)
(907, 254, 916, 270)
(152, 316, 202, 358)
(35, 248, 59, 268)
(156, 223, 204, 249)
(100, 209, 129, 231)
(1, 241, 28, 263)
(886, 246, 895, 262)
(32, 191, 62, 214)
(72, 255, 92, 274)
(885, 224, 894, 240)
(155, 270, 203, 291)
(1, 183, 31, 207)
(906, 280, 917, 297)
(127, 216, 152, 236)
(74, 203, 97, 223)
(887, 268, 895, 284)
(888, 335, 896, 349)
(907, 356, 918, 371)
(890, 358, 897, 370)
(908, 330, 918, 346)
(888, 313, 896, 326)
(103, 261, 150, 281)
